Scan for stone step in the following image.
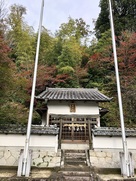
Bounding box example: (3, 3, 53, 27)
(63, 175, 91, 181)
(60, 169, 91, 181)
(65, 157, 86, 162)
(60, 170, 90, 176)
(65, 154, 86, 162)
(64, 149, 85, 153)
(65, 155, 86, 160)
(65, 158, 86, 163)
(65, 152, 86, 157)
(65, 149, 85, 153)
(65, 162, 87, 167)
(64, 150, 86, 160)
(61, 170, 91, 181)
(61, 165, 90, 171)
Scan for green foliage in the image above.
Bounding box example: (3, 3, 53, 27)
(7, 4, 35, 66)
(95, 0, 110, 39)
(59, 66, 74, 74)
(95, 0, 136, 38)
(38, 27, 55, 64)
(0, 101, 41, 124)
(0, 101, 28, 124)
(58, 37, 82, 70)
(91, 30, 112, 53)
(56, 17, 91, 40)
(58, 45, 75, 68)
(100, 101, 120, 127)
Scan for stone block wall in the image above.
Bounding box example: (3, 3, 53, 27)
(0, 147, 61, 168)
(32, 149, 61, 167)
(89, 149, 136, 169)
(0, 147, 19, 166)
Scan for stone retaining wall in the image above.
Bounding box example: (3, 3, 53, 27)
(0, 147, 61, 168)
(90, 149, 136, 168)
(32, 149, 61, 167)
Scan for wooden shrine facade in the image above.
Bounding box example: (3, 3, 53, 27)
(36, 88, 111, 148)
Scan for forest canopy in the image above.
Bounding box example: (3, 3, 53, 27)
(0, 1, 136, 127)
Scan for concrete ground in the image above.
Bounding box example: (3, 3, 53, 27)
(100, 174, 136, 180)
(0, 167, 54, 178)
(0, 167, 136, 180)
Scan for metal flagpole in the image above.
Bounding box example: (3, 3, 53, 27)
(108, 0, 130, 177)
(22, 0, 44, 176)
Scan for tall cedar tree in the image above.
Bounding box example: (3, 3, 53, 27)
(95, 0, 136, 39)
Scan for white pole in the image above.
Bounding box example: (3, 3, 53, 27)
(108, 0, 129, 176)
(22, 0, 44, 175)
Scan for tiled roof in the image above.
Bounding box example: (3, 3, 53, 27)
(36, 88, 111, 102)
(92, 127, 136, 137)
(0, 124, 59, 135)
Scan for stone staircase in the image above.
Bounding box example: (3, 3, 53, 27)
(59, 149, 97, 181)
(63, 150, 89, 167)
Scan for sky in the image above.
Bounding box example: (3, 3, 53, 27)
(7, 0, 100, 34)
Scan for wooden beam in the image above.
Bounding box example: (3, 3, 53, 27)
(50, 114, 99, 118)
(50, 120, 97, 124)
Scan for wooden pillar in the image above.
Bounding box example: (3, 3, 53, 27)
(84, 118, 86, 142)
(41, 111, 47, 125)
(88, 120, 92, 149)
(71, 118, 74, 141)
(59, 119, 62, 149)
(46, 109, 49, 126)
(97, 116, 100, 127)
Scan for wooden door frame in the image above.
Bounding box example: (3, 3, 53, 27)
(49, 114, 98, 148)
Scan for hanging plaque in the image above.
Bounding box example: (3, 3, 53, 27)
(70, 103, 76, 112)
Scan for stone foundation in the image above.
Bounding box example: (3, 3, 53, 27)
(32, 149, 61, 167)
(0, 147, 61, 168)
(1, 146, 136, 170)
(90, 149, 136, 169)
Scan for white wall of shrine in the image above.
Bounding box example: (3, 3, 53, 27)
(92, 135, 136, 150)
(48, 101, 99, 115)
(43, 100, 100, 125)
(0, 134, 58, 152)
(0, 133, 61, 167)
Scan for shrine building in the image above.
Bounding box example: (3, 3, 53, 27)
(36, 87, 111, 149)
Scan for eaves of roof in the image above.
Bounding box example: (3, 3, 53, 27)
(36, 88, 112, 102)
(0, 124, 59, 135)
(92, 127, 136, 137)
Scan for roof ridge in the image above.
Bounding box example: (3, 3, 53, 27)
(47, 87, 98, 91)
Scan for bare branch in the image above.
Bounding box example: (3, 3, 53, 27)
(0, 0, 8, 21)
